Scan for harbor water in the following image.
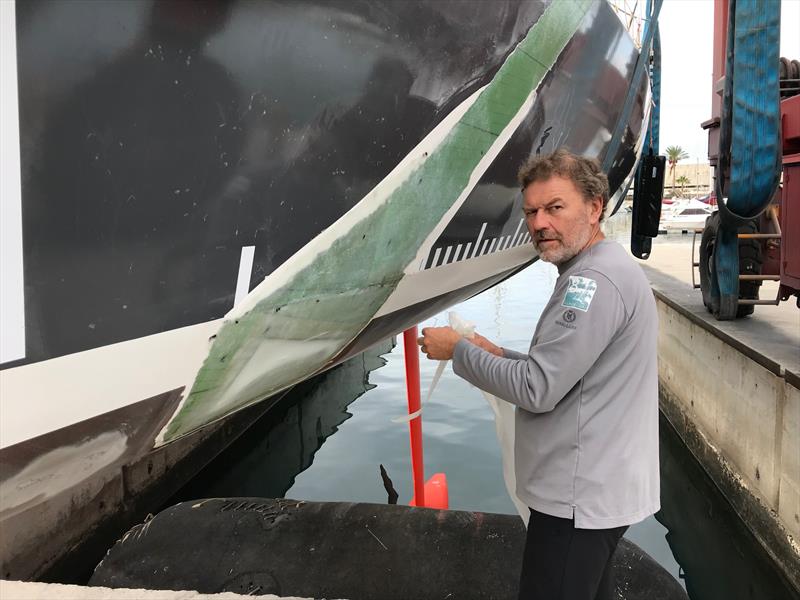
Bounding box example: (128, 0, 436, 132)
(173, 213, 798, 600)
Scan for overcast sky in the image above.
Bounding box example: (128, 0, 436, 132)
(657, 0, 799, 163)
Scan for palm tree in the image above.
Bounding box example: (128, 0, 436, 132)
(666, 145, 689, 195)
(675, 175, 690, 196)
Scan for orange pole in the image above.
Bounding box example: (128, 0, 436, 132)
(403, 326, 425, 507)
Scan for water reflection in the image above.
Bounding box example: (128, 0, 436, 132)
(172, 337, 394, 501)
(657, 415, 799, 600)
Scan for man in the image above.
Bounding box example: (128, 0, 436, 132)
(419, 149, 659, 600)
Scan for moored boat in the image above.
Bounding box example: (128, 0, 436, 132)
(658, 199, 714, 233)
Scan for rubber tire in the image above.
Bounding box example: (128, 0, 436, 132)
(736, 219, 762, 317)
(698, 212, 762, 318)
(780, 58, 799, 98)
(698, 213, 718, 311)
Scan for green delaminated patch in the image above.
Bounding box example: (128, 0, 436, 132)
(163, 0, 592, 442)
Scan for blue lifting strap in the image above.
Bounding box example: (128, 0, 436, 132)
(628, 0, 662, 260)
(647, 19, 661, 156)
(607, 0, 662, 217)
(712, 0, 781, 319)
(717, 0, 782, 224)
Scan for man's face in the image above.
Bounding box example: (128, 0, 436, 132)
(522, 175, 603, 265)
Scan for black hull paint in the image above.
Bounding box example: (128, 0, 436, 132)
(11, 0, 644, 366)
(14, 0, 547, 363)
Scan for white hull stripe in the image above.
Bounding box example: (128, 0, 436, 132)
(0, 320, 221, 449)
(1, 1, 25, 364)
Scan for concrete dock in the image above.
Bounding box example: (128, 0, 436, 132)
(639, 237, 799, 592)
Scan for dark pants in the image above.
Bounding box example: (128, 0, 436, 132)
(518, 509, 628, 600)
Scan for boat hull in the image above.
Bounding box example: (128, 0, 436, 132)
(1, 0, 649, 577)
(3, 0, 647, 446)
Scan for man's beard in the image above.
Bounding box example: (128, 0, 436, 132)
(534, 224, 594, 265)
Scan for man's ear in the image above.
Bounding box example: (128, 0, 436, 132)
(589, 196, 604, 223)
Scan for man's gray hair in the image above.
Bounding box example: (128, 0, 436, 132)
(517, 149, 610, 221)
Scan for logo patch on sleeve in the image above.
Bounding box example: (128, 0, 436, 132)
(561, 276, 597, 312)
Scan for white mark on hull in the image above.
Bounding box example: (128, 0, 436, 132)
(430, 247, 442, 269)
(470, 223, 487, 259)
(1, 1, 25, 364)
(441, 246, 452, 266)
(510, 218, 524, 249)
(233, 246, 255, 307)
(1, 431, 127, 518)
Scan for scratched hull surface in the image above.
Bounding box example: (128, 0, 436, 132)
(0, 0, 647, 570)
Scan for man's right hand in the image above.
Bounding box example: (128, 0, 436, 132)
(469, 333, 505, 357)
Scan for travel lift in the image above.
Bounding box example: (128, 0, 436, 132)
(695, 0, 800, 319)
(631, 0, 799, 319)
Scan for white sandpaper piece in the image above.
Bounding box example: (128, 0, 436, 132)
(480, 389, 530, 527)
(391, 312, 475, 424)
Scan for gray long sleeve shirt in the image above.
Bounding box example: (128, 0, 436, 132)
(453, 240, 660, 529)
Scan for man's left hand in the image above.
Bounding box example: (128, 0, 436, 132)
(418, 326, 462, 360)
